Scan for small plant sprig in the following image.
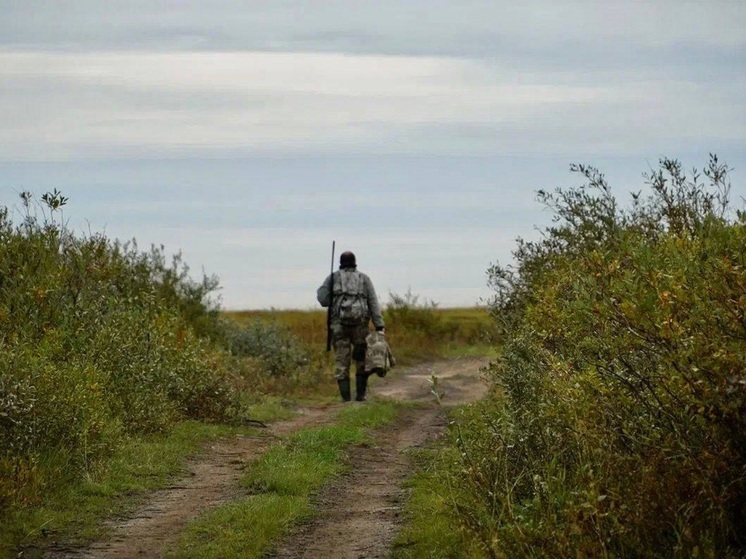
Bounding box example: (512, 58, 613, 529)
(40, 188, 68, 212)
(17, 188, 69, 229)
(428, 373, 446, 405)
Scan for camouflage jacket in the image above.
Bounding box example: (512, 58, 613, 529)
(364, 330, 395, 376)
(316, 268, 385, 329)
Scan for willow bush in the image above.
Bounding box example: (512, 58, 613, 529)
(0, 192, 239, 510)
(448, 156, 745, 557)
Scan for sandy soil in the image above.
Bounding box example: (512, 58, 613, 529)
(39, 357, 490, 559)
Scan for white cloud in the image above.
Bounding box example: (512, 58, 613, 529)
(1, 49, 742, 161)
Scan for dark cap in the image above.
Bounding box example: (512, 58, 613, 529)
(340, 251, 356, 268)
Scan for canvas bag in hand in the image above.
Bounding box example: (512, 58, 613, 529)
(364, 330, 396, 377)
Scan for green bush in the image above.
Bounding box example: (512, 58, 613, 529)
(218, 318, 311, 378)
(0, 192, 239, 510)
(446, 156, 745, 557)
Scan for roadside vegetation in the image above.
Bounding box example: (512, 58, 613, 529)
(3, 421, 260, 554)
(0, 190, 491, 557)
(398, 156, 745, 558)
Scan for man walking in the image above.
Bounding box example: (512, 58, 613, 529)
(317, 251, 385, 402)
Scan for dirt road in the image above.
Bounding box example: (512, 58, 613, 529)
(268, 358, 489, 559)
(43, 357, 489, 559)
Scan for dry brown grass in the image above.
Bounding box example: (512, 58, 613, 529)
(223, 306, 495, 366)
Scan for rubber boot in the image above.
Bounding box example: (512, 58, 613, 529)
(337, 378, 351, 402)
(355, 373, 369, 402)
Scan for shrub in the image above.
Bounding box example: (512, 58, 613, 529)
(0, 192, 240, 510)
(218, 318, 311, 378)
(447, 156, 745, 557)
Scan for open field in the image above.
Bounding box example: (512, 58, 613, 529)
(224, 304, 497, 365)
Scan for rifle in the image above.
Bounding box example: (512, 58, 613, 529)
(326, 241, 335, 352)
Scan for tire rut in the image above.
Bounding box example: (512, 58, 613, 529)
(267, 405, 446, 559)
(42, 406, 334, 559)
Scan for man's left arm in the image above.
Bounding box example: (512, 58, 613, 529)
(364, 275, 385, 330)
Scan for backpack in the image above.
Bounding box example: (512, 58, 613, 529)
(334, 269, 367, 325)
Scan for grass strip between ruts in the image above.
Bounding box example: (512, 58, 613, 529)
(167, 400, 399, 559)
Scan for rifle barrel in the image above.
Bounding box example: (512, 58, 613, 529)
(326, 241, 335, 352)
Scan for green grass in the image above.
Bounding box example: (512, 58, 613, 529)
(391, 431, 486, 558)
(1, 395, 298, 558)
(242, 425, 364, 497)
(0, 421, 263, 559)
(167, 495, 310, 559)
(242, 395, 296, 424)
(168, 400, 399, 559)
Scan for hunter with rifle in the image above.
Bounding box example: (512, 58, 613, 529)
(317, 249, 385, 402)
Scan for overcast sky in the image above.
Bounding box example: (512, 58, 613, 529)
(1, 1, 744, 309)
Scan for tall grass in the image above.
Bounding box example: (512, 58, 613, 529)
(226, 296, 495, 369)
(383, 290, 495, 363)
(437, 156, 746, 557)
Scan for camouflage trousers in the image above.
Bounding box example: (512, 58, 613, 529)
(331, 322, 369, 381)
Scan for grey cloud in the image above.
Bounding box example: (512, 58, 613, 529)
(2, 0, 743, 106)
(3, 1, 744, 55)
